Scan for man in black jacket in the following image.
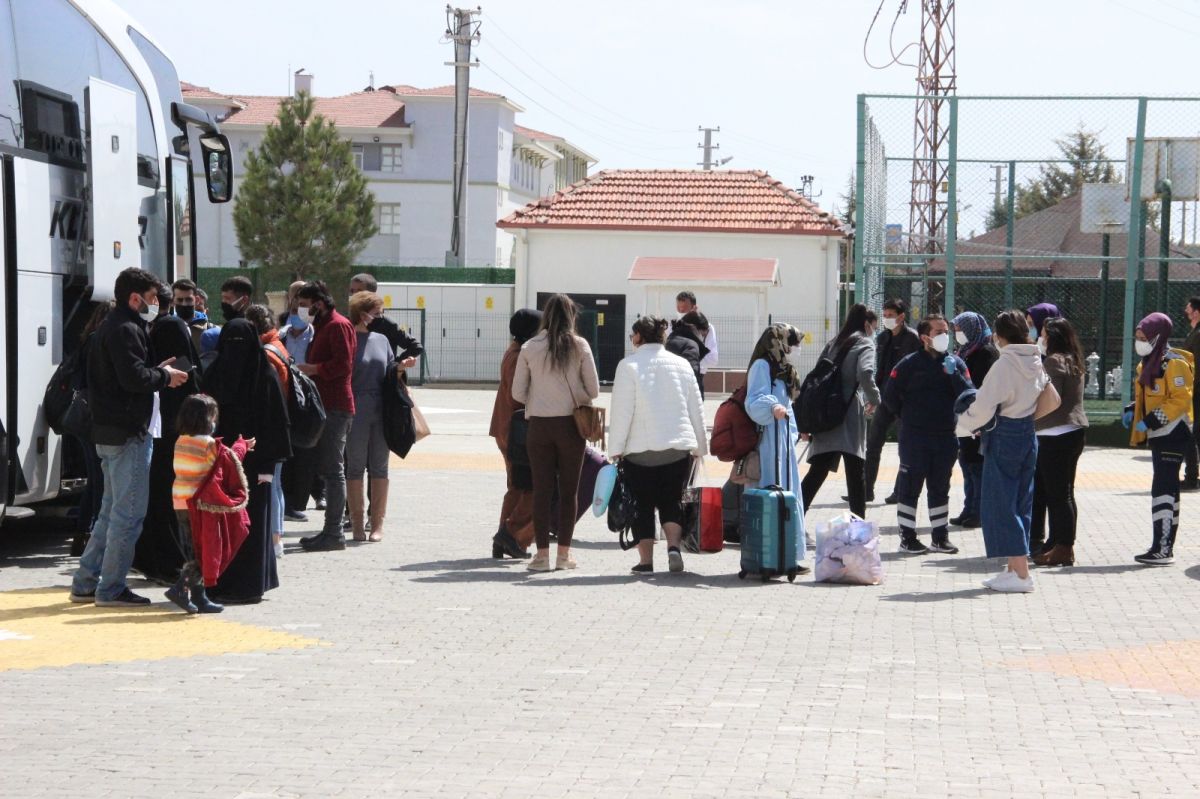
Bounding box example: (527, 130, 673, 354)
(70, 268, 188, 607)
(1181, 296, 1200, 491)
(349, 273, 424, 371)
(859, 298, 921, 503)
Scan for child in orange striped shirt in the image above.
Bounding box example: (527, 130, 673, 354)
(166, 395, 254, 613)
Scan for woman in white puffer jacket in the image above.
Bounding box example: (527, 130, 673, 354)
(609, 316, 708, 574)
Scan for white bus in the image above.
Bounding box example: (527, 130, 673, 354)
(0, 0, 232, 525)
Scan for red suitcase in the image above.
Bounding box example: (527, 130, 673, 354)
(695, 487, 724, 552)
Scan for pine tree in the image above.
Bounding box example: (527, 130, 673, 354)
(985, 200, 1008, 231)
(837, 171, 856, 229)
(233, 92, 377, 289)
(1015, 126, 1118, 219)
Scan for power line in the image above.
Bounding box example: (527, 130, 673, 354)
(478, 63, 682, 167)
(480, 10, 691, 136)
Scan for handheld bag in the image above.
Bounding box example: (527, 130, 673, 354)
(606, 462, 639, 551)
(738, 417, 802, 582)
(813, 514, 884, 585)
(681, 460, 723, 553)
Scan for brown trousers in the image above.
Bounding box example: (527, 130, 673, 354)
(499, 452, 535, 548)
(526, 416, 586, 550)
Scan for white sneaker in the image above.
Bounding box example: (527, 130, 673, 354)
(984, 570, 1034, 593)
(274, 535, 284, 559)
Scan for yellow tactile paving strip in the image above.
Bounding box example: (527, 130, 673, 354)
(1009, 640, 1200, 699)
(390, 451, 1157, 491)
(0, 588, 323, 672)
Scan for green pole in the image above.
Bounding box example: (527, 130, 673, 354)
(1136, 202, 1147, 316)
(944, 96, 959, 315)
(854, 95, 868, 304)
(1098, 233, 1110, 400)
(1122, 99, 1148, 408)
(1004, 160, 1016, 308)
(1158, 179, 1172, 312)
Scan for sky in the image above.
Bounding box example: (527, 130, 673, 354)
(118, 0, 1200, 223)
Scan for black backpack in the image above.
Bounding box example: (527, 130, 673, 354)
(794, 338, 856, 435)
(265, 345, 326, 449)
(43, 348, 85, 435)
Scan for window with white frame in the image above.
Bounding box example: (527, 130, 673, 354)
(381, 145, 403, 173)
(378, 203, 401, 235)
(351, 146, 364, 170)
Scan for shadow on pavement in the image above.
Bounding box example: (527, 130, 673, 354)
(1186, 565, 1200, 582)
(881, 588, 989, 602)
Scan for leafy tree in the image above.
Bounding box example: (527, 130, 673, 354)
(836, 171, 856, 229)
(233, 92, 377, 289)
(985, 200, 1009, 231)
(1015, 126, 1119, 219)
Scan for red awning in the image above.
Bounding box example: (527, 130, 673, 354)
(627, 257, 779, 284)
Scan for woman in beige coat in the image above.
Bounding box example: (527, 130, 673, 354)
(512, 294, 601, 572)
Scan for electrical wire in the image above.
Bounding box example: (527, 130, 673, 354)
(479, 63, 682, 167)
(481, 11, 692, 136)
(863, 0, 917, 70)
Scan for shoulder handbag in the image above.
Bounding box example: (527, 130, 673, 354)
(560, 367, 604, 444)
(1034, 378, 1061, 420)
(60, 389, 92, 441)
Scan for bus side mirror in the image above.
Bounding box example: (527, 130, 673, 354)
(199, 133, 233, 203)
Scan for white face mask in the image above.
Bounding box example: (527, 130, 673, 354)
(297, 306, 313, 324)
(785, 347, 804, 372)
(881, 317, 898, 331)
(930, 333, 950, 353)
(1135, 338, 1155, 357)
(139, 303, 159, 324)
(955, 331, 968, 346)
(1037, 339, 1047, 356)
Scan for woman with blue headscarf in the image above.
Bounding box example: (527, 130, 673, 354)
(950, 311, 998, 527)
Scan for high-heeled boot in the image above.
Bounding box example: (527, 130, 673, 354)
(368, 478, 389, 542)
(347, 479, 367, 541)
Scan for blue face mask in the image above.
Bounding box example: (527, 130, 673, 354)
(288, 313, 307, 331)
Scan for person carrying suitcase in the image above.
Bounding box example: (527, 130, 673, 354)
(882, 314, 974, 555)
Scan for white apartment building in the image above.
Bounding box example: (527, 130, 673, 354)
(181, 76, 594, 269)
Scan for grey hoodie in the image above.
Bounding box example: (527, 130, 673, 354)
(956, 343, 1049, 436)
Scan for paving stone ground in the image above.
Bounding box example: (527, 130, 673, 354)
(3, 387, 1200, 798)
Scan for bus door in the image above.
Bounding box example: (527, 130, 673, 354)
(85, 77, 142, 301)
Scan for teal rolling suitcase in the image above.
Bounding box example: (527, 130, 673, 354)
(738, 419, 802, 582)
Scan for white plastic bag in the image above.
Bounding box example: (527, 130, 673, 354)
(813, 513, 884, 585)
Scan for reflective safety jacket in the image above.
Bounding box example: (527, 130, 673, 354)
(1130, 348, 1195, 446)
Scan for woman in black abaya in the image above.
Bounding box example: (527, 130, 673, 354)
(133, 311, 201, 583)
(205, 319, 291, 603)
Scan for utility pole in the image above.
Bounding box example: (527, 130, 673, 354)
(697, 126, 720, 170)
(445, 6, 481, 268)
(991, 164, 1003, 212)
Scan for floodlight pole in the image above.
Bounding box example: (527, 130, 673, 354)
(1121, 98, 1148, 409)
(1158, 179, 1172, 311)
(1098, 232, 1110, 399)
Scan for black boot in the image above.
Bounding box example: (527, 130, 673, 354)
(190, 585, 224, 613)
(165, 575, 197, 613)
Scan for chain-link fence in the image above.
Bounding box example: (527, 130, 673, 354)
(856, 94, 1200, 405)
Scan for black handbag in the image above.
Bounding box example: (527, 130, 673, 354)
(507, 409, 530, 467)
(60, 389, 92, 441)
(606, 463, 639, 551)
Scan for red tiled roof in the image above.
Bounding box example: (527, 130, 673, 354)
(180, 82, 236, 101)
(211, 91, 409, 129)
(381, 84, 505, 99)
(629, 257, 779, 284)
(928, 192, 1200, 279)
(514, 124, 563, 142)
(498, 170, 845, 236)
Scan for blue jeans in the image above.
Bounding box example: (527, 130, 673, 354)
(958, 456, 983, 518)
(71, 435, 154, 600)
(270, 461, 284, 534)
(980, 415, 1037, 558)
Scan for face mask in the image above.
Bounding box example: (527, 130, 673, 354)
(288, 313, 307, 331)
(1135, 338, 1155, 357)
(297, 306, 313, 324)
(1037, 339, 1047, 356)
(1028, 328, 1037, 343)
(138, 302, 158, 324)
(221, 302, 243, 322)
(785, 347, 804, 372)
(882, 317, 898, 331)
(175, 306, 195, 322)
(955, 331, 968, 346)
(930, 333, 950, 353)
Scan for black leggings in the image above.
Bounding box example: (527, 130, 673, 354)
(801, 451, 866, 519)
(1031, 428, 1086, 549)
(623, 456, 692, 542)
